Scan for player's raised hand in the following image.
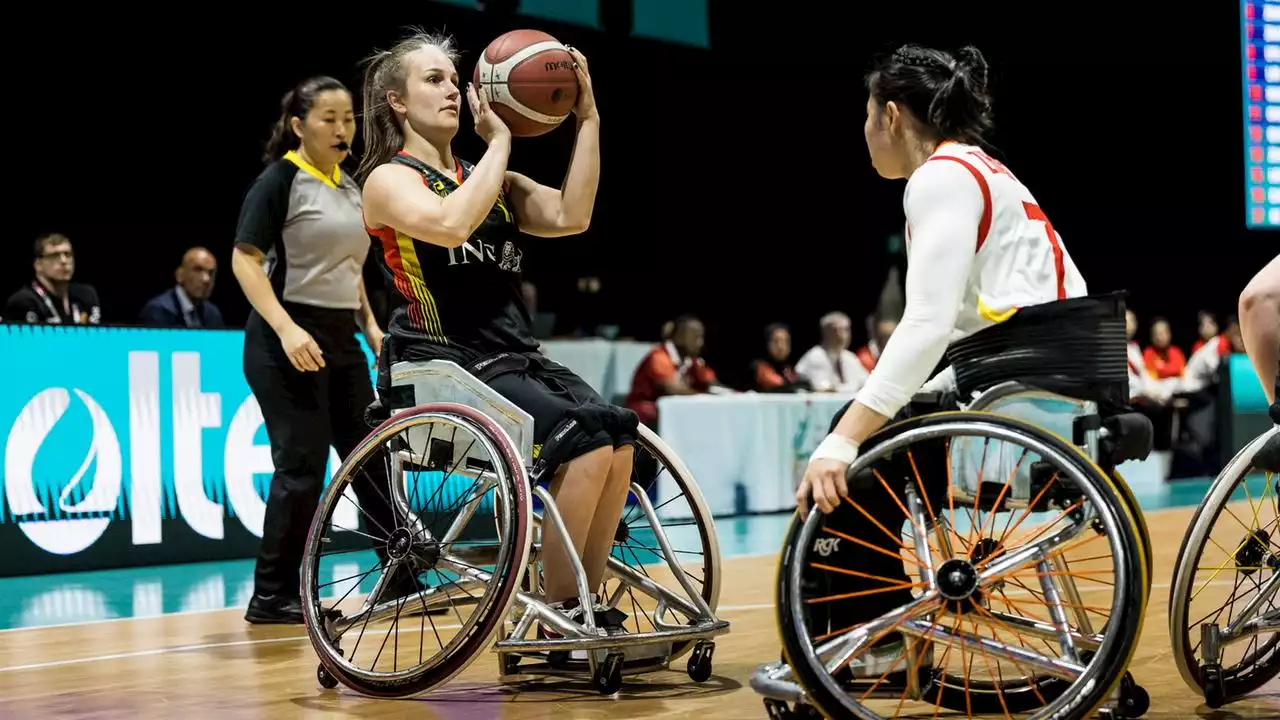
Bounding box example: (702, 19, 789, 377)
(467, 83, 511, 145)
(564, 46, 597, 121)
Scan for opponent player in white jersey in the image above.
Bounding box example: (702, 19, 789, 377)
(799, 44, 1089, 514)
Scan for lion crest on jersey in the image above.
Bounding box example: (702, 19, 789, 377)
(499, 241, 522, 273)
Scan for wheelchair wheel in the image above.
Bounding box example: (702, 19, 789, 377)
(300, 402, 533, 697)
(1168, 426, 1280, 705)
(607, 424, 722, 660)
(777, 411, 1148, 720)
(514, 424, 723, 663)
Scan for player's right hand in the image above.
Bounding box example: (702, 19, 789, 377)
(468, 83, 511, 146)
(279, 322, 325, 372)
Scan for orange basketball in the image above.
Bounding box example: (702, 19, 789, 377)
(472, 29, 580, 138)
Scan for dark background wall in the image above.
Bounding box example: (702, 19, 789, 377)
(6, 2, 1270, 389)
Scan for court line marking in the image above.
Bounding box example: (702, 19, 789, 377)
(0, 552, 781, 636)
(0, 601, 774, 674)
(0, 576, 1239, 675)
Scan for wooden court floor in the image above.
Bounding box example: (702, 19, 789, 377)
(0, 504, 1275, 719)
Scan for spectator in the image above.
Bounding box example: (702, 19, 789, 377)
(856, 314, 897, 372)
(749, 323, 810, 393)
(138, 247, 225, 328)
(1180, 316, 1246, 395)
(1143, 317, 1186, 379)
(1191, 310, 1218, 354)
(626, 314, 725, 426)
(4, 233, 101, 325)
(795, 311, 868, 393)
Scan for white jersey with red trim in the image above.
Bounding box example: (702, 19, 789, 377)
(855, 142, 1089, 420)
(911, 142, 1088, 336)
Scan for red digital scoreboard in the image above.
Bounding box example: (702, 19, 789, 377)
(1244, 1, 1280, 227)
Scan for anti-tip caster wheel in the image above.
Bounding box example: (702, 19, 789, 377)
(1116, 672, 1150, 718)
(1201, 663, 1226, 708)
(317, 663, 338, 689)
(594, 652, 624, 695)
(687, 640, 714, 682)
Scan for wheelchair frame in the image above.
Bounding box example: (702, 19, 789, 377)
(302, 359, 730, 696)
(750, 381, 1154, 720)
(1167, 423, 1280, 708)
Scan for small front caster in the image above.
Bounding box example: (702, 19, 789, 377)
(1201, 663, 1226, 708)
(687, 640, 715, 682)
(594, 652, 624, 695)
(1115, 672, 1149, 718)
(317, 663, 338, 689)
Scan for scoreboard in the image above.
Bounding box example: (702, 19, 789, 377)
(1244, 1, 1280, 228)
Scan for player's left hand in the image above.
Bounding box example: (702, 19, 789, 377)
(797, 457, 850, 516)
(565, 46, 598, 121)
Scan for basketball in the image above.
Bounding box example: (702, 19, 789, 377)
(473, 29, 580, 138)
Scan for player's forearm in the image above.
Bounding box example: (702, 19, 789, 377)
(831, 401, 892, 445)
(440, 136, 511, 240)
(558, 115, 600, 232)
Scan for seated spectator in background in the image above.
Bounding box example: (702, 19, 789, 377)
(856, 313, 897, 372)
(1126, 309, 1172, 404)
(1143, 317, 1186, 379)
(795, 311, 868, 394)
(1191, 311, 1218, 354)
(4, 233, 101, 325)
(749, 323, 811, 393)
(138, 247, 224, 328)
(1180, 316, 1245, 395)
(626, 315, 725, 426)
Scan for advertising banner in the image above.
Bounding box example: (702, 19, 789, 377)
(0, 325, 375, 577)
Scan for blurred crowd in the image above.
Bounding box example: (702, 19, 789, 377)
(4, 231, 1247, 477)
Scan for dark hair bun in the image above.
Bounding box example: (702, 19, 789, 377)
(954, 45, 989, 94)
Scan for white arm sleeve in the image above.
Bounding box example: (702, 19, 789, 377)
(855, 160, 984, 418)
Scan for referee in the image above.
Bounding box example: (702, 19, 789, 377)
(232, 76, 396, 624)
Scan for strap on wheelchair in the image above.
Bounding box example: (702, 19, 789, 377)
(465, 351, 532, 383)
(946, 292, 1131, 414)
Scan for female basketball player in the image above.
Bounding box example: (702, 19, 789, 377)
(357, 31, 635, 626)
(793, 43, 1096, 677)
(1239, 253, 1280, 405)
(799, 43, 1088, 513)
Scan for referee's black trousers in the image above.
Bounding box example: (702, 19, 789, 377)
(244, 309, 396, 599)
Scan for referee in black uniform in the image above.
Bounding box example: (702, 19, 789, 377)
(232, 76, 396, 624)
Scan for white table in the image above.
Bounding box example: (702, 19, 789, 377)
(538, 339, 653, 401)
(656, 393, 856, 516)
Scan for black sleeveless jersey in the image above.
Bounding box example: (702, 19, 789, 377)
(371, 151, 539, 361)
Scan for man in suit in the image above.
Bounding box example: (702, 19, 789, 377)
(139, 247, 224, 328)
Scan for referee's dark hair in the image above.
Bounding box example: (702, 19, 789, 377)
(263, 76, 350, 164)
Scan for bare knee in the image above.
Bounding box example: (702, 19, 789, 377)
(564, 445, 614, 477)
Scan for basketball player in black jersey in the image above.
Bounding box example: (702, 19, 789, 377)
(358, 30, 635, 631)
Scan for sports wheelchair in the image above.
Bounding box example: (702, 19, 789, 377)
(298, 357, 729, 697)
(751, 294, 1157, 720)
(1167, 398, 1280, 709)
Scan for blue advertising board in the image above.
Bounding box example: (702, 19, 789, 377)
(0, 325, 376, 576)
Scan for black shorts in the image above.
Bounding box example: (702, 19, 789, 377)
(381, 338, 635, 466)
(488, 353, 628, 462)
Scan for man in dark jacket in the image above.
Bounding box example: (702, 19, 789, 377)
(139, 247, 224, 328)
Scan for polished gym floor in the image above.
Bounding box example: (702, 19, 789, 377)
(0, 477, 1275, 719)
